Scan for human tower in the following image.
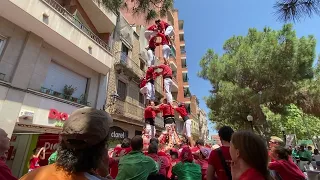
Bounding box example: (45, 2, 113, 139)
(139, 20, 194, 150)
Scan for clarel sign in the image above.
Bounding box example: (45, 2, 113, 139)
(48, 109, 69, 121)
(109, 126, 128, 140)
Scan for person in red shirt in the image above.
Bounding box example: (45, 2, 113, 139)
(145, 24, 159, 41)
(144, 101, 159, 138)
(109, 138, 132, 179)
(268, 136, 284, 162)
(29, 147, 46, 172)
(157, 32, 171, 65)
(146, 36, 161, 68)
(0, 128, 17, 180)
(195, 147, 212, 180)
(207, 126, 234, 180)
(269, 146, 305, 180)
(147, 142, 170, 178)
(155, 19, 174, 47)
(154, 64, 173, 105)
(230, 131, 270, 180)
(140, 67, 160, 106)
(174, 102, 194, 147)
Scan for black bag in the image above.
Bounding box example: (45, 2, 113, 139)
(216, 148, 232, 180)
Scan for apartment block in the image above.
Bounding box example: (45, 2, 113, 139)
(199, 108, 209, 140)
(0, 0, 115, 177)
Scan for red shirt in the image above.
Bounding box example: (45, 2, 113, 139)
(144, 106, 158, 119)
(148, 36, 160, 49)
(159, 104, 174, 116)
(0, 160, 17, 180)
(167, 159, 180, 179)
(147, 154, 170, 177)
(109, 147, 132, 178)
(157, 64, 172, 77)
(147, 25, 158, 31)
(175, 106, 188, 118)
(146, 67, 155, 80)
(157, 33, 169, 45)
(195, 159, 209, 180)
(139, 78, 147, 88)
(158, 21, 170, 33)
(208, 146, 232, 180)
(269, 159, 305, 180)
(239, 168, 265, 180)
(29, 157, 40, 170)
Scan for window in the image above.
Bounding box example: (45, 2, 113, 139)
(184, 87, 191, 98)
(117, 80, 127, 101)
(183, 73, 188, 82)
(140, 60, 145, 71)
(179, 34, 185, 42)
(180, 46, 186, 54)
(185, 103, 191, 114)
(181, 59, 187, 68)
(173, 71, 177, 79)
(120, 44, 129, 63)
(0, 35, 6, 55)
(139, 93, 144, 105)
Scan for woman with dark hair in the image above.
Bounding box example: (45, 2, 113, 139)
(269, 146, 305, 180)
(229, 131, 270, 180)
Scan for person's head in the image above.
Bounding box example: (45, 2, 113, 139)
(148, 142, 158, 154)
(269, 136, 284, 149)
(314, 149, 319, 155)
(32, 148, 41, 155)
(57, 107, 112, 173)
(271, 146, 291, 161)
(230, 131, 270, 179)
(199, 147, 211, 160)
(170, 149, 179, 159)
(308, 146, 312, 151)
(0, 128, 10, 154)
(299, 145, 305, 151)
(180, 147, 193, 163)
(196, 139, 205, 147)
(131, 135, 143, 151)
(155, 19, 161, 26)
(162, 98, 167, 104)
(150, 138, 159, 145)
(218, 126, 234, 144)
(121, 138, 131, 148)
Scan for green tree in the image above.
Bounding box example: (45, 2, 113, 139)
(198, 24, 317, 137)
(102, 0, 174, 21)
(274, 0, 320, 22)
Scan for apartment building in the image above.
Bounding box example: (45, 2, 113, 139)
(190, 95, 201, 139)
(199, 108, 209, 140)
(105, 15, 165, 143)
(0, 0, 115, 177)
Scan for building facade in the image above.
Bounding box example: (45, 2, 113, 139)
(199, 108, 209, 140)
(190, 95, 200, 139)
(0, 0, 115, 177)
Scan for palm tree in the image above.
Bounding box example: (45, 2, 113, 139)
(102, 0, 174, 21)
(274, 0, 320, 22)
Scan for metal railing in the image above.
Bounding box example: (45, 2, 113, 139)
(112, 100, 144, 122)
(180, 50, 186, 54)
(114, 52, 144, 78)
(42, 0, 112, 53)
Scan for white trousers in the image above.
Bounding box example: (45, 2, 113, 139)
(163, 44, 171, 59)
(182, 119, 192, 138)
(164, 78, 173, 103)
(147, 49, 155, 67)
(146, 124, 155, 138)
(165, 26, 174, 37)
(145, 30, 158, 41)
(146, 82, 155, 100)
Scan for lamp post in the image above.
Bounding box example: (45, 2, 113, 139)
(281, 126, 286, 143)
(247, 115, 253, 132)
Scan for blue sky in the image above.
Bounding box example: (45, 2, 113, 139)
(174, 0, 320, 136)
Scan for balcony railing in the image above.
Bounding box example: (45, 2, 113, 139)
(111, 100, 144, 122)
(40, 87, 89, 106)
(180, 50, 186, 54)
(114, 52, 144, 79)
(42, 0, 112, 53)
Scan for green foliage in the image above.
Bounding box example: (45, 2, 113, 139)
(102, 0, 174, 21)
(199, 24, 319, 137)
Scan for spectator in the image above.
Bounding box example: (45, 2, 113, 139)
(0, 128, 17, 180)
(167, 148, 180, 179)
(195, 147, 212, 180)
(230, 131, 270, 180)
(47, 151, 57, 165)
(147, 142, 170, 179)
(116, 135, 158, 180)
(269, 146, 305, 180)
(28, 147, 46, 172)
(109, 138, 132, 179)
(297, 145, 312, 171)
(171, 147, 202, 180)
(191, 139, 205, 159)
(20, 107, 113, 180)
(207, 126, 234, 180)
(269, 136, 284, 162)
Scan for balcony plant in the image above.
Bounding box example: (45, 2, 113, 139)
(63, 85, 77, 100)
(53, 91, 61, 97)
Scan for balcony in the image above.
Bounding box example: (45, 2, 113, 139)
(179, 34, 185, 45)
(119, 15, 133, 48)
(114, 52, 143, 81)
(172, 76, 179, 93)
(155, 78, 163, 98)
(78, 0, 117, 33)
(170, 60, 177, 71)
(0, 0, 113, 75)
(111, 100, 144, 123)
(180, 49, 186, 54)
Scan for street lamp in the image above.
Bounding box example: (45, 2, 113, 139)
(281, 126, 286, 143)
(247, 115, 253, 132)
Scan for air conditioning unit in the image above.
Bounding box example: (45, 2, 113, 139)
(19, 109, 34, 120)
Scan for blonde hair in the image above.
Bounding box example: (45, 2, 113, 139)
(270, 136, 284, 143)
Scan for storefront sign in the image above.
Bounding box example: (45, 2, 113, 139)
(36, 134, 59, 166)
(109, 126, 128, 139)
(48, 109, 69, 121)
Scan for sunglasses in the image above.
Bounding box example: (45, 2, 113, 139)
(269, 141, 278, 144)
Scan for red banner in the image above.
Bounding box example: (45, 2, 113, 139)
(36, 134, 59, 166)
